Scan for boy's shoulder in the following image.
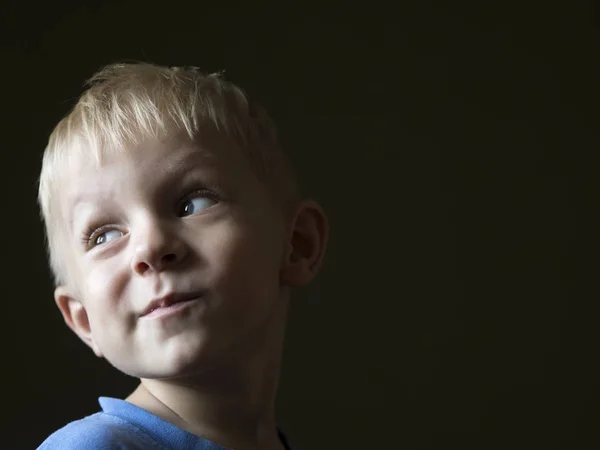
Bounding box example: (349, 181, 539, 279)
(37, 397, 231, 450)
(37, 411, 165, 450)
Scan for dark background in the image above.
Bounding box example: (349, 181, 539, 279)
(1, 2, 597, 449)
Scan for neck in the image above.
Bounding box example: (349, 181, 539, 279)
(126, 301, 289, 450)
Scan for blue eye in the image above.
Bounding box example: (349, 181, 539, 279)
(178, 194, 217, 217)
(93, 229, 124, 246)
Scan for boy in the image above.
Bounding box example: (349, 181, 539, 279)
(37, 62, 329, 450)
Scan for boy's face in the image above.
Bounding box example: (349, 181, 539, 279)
(54, 133, 289, 378)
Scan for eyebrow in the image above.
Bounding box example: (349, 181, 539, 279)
(155, 144, 217, 178)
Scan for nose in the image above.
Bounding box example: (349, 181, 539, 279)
(131, 220, 188, 275)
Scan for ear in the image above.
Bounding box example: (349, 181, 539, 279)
(54, 285, 103, 358)
(281, 199, 329, 287)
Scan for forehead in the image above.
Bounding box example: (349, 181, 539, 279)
(63, 133, 241, 188)
(55, 133, 255, 219)
(74, 133, 227, 172)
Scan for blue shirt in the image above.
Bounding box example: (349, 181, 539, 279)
(38, 397, 292, 449)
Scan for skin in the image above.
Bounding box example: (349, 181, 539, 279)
(53, 132, 329, 450)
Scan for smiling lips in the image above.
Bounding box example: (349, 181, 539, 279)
(140, 291, 202, 318)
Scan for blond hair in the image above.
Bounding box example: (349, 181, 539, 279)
(38, 62, 297, 286)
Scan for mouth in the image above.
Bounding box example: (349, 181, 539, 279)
(140, 291, 202, 318)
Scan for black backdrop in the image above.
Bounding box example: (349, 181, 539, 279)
(1, 2, 597, 449)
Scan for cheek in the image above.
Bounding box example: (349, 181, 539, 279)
(80, 262, 135, 358)
(204, 220, 282, 305)
(80, 260, 129, 316)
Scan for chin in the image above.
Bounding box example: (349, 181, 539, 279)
(120, 339, 229, 380)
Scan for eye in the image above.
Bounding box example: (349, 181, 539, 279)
(178, 192, 217, 217)
(91, 229, 124, 247)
